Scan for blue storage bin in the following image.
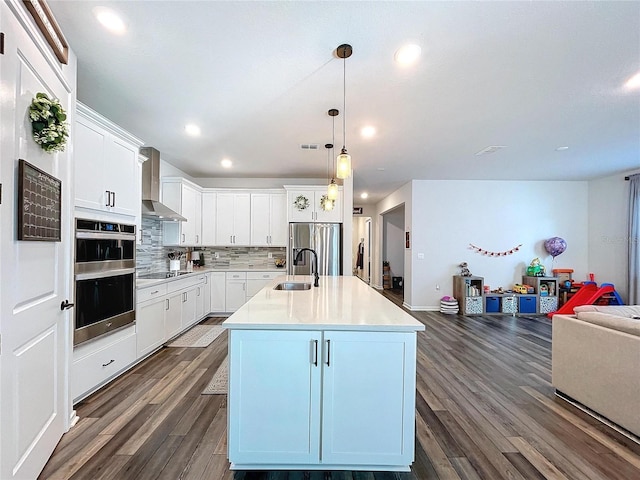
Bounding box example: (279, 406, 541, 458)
(485, 296, 500, 313)
(519, 296, 537, 314)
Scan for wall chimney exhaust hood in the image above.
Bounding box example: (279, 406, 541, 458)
(140, 147, 186, 222)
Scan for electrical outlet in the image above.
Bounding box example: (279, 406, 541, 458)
(417, 253, 425, 259)
(214, 252, 219, 259)
(436, 284, 440, 290)
(268, 252, 273, 259)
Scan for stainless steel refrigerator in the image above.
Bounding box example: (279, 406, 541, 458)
(288, 223, 342, 276)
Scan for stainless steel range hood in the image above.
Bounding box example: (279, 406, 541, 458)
(140, 147, 186, 222)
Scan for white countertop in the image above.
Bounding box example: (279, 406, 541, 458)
(223, 276, 425, 332)
(136, 265, 286, 288)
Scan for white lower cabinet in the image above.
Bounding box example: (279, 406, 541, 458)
(228, 329, 417, 469)
(246, 271, 281, 299)
(136, 296, 166, 358)
(72, 326, 137, 402)
(209, 272, 226, 312)
(181, 287, 198, 329)
(165, 292, 183, 340)
(226, 272, 247, 312)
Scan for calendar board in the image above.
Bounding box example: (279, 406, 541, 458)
(17, 159, 61, 241)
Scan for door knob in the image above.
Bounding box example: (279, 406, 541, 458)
(60, 300, 74, 311)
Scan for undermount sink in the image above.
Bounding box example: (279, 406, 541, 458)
(273, 282, 312, 291)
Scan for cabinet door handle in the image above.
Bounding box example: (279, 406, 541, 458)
(197, 287, 201, 296)
(325, 339, 331, 367)
(166, 299, 169, 310)
(111, 191, 116, 207)
(230, 235, 233, 244)
(105, 190, 111, 207)
(102, 359, 115, 367)
(196, 234, 199, 244)
(151, 290, 159, 295)
(312, 340, 318, 366)
(233, 235, 236, 244)
(183, 292, 187, 302)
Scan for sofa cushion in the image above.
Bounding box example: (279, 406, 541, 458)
(573, 305, 640, 319)
(575, 311, 640, 337)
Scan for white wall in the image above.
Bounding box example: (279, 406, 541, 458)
(588, 170, 639, 302)
(375, 180, 589, 310)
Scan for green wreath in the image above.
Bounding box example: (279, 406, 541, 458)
(29, 92, 69, 153)
(293, 194, 310, 211)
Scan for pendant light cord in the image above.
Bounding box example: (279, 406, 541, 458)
(342, 55, 347, 150)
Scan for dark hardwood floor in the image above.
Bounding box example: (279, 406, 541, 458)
(40, 293, 640, 480)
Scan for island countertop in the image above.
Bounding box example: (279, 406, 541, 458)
(222, 275, 425, 332)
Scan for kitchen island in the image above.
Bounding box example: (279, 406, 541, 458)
(222, 275, 425, 472)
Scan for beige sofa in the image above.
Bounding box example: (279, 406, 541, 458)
(552, 305, 640, 438)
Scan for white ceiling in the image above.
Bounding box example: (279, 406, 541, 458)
(48, 1, 640, 204)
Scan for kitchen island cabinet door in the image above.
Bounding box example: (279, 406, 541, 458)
(321, 331, 417, 467)
(228, 330, 322, 465)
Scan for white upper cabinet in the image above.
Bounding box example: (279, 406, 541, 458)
(162, 178, 203, 246)
(250, 192, 287, 246)
(75, 103, 144, 218)
(216, 193, 251, 246)
(287, 187, 343, 223)
(201, 191, 217, 245)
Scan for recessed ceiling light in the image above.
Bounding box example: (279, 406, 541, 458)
(93, 7, 126, 35)
(624, 72, 640, 90)
(360, 192, 369, 199)
(394, 44, 421, 66)
(555, 146, 569, 151)
(361, 126, 376, 138)
(184, 124, 201, 136)
(221, 159, 232, 168)
(377, 167, 385, 171)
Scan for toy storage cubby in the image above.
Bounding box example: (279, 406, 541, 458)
(453, 275, 484, 315)
(522, 276, 559, 314)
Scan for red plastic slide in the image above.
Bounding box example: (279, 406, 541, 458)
(547, 283, 598, 317)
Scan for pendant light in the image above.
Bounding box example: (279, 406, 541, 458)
(327, 109, 339, 201)
(336, 44, 352, 179)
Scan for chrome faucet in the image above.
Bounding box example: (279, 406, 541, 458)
(293, 248, 319, 287)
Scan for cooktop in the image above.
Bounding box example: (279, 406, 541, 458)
(137, 271, 190, 280)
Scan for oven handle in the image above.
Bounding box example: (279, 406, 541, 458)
(75, 267, 136, 281)
(76, 232, 135, 241)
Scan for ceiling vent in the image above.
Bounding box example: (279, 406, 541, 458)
(300, 144, 319, 150)
(475, 145, 507, 156)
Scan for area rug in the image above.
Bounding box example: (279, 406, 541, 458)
(202, 356, 228, 395)
(166, 325, 225, 348)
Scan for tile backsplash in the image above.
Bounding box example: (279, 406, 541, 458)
(137, 217, 286, 274)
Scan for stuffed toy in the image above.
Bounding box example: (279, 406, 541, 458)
(459, 262, 472, 277)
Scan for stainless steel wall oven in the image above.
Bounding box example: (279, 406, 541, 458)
(74, 218, 136, 345)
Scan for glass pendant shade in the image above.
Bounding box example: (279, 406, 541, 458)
(327, 180, 338, 200)
(336, 148, 351, 179)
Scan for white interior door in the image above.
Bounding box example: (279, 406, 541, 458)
(0, 3, 75, 478)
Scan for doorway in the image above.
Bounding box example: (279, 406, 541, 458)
(382, 205, 405, 302)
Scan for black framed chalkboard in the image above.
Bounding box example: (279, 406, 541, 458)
(17, 159, 62, 241)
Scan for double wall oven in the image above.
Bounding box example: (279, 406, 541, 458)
(74, 218, 136, 345)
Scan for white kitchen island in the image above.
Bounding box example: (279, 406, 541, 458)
(222, 275, 425, 472)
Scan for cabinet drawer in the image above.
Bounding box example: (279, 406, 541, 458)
(137, 283, 168, 303)
(167, 276, 202, 294)
(226, 272, 247, 280)
(72, 330, 136, 401)
(246, 271, 280, 280)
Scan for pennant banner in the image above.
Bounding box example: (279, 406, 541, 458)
(469, 243, 522, 257)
